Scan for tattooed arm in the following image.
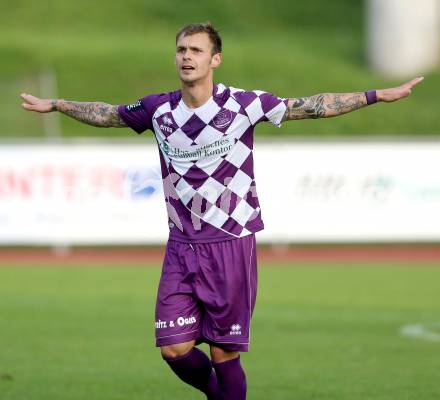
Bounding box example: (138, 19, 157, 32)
(20, 93, 127, 128)
(54, 100, 127, 127)
(282, 77, 424, 122)
(282, 92, 365, 120)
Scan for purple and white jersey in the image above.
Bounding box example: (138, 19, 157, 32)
(118, 83, 287, 243)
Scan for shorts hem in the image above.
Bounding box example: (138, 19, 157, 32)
(203, 336, 250, 352)
(156, 330, 200, 347)
(156, 332, 250, 352)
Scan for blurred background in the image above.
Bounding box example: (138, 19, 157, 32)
(1, 0, 439, 251)
(1, 2, 440, 400)
(1, 0, 439, 138)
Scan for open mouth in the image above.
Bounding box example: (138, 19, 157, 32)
(181, 65, 195, 70)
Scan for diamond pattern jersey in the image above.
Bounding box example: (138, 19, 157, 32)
(118, 83, 287, 243)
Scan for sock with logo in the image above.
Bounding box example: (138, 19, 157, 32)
(213, 355, 247, 400)
(164, 347, 219, 399)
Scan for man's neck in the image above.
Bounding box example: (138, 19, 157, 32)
(181, 78, 214, 109)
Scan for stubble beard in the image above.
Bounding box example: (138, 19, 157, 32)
(180, 75, 197, 85)
(179, 70, 210, 87)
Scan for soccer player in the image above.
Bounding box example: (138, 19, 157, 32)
(21, 23, 423, 400)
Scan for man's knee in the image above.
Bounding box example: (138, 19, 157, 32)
(210, 345, 239, 363)
(160, 340, 196, 360)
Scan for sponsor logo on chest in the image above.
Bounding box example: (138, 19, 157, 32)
(160, 137, 233, 160)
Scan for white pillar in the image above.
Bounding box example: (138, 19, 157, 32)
(367, 0, 439, 77)
(39, 68, 61, 141)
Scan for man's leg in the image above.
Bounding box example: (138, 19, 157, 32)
(156, 240, 218, 398)
(210, 346, 247, 400)
(161, 341, 219, 399)
(193, 234, 257, 400)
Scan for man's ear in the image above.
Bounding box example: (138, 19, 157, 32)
(211, 53, 222, 69)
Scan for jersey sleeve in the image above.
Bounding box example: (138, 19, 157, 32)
(117, 94, 160, 134)
(232, 89, 288, 127)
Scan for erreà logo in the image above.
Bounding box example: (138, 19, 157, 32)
(160, 124, 173, 134)
(230, 324, 242, 336)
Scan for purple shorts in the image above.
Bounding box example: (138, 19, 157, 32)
(155, 234, 257, 352)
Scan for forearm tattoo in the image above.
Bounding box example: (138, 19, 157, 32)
(282, 92, 367, 121)
(56, 101, 127, 127)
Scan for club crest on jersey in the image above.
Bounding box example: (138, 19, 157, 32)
(125, 100, 142, 112)
(212, 109, 233, 129)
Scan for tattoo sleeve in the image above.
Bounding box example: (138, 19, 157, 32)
(55, 100, 127, 127)
(282, 92, 367, 121)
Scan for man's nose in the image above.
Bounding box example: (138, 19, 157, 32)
(182, 49, 191, 59)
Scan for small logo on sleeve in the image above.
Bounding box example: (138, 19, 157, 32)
(125, 100, 142, 112)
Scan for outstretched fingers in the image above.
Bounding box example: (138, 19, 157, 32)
(377, 76, 424, 102)
(402, 76, 424, 92)
(20, 93, 53, 112)
(21, 93, 39, 104)
(21, 93, 38, 110)
(400, 76, 424, 99)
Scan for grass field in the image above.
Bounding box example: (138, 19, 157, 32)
(1, 263, 440, 400)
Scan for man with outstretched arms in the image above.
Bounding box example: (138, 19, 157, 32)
(21, 22, 423, 400)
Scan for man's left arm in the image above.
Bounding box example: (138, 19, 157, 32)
(282, 77, 424, 121)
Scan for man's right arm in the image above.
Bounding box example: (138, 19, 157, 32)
(280, 77, 424, 122)
(20, 93, 127, 128)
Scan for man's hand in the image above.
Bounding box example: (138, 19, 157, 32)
(377, 76, 424, 103)
(21, 93, 56, 113)
(20, 93, 127, 128)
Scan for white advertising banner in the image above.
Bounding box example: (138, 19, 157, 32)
(0, 144, 168, 244)
(0, 141, 439, 244)
(255, 141, 440, 242)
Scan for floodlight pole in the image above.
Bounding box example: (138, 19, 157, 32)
(39, 68, 62, 141)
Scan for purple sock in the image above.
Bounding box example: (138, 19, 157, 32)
(213, 356, 247, 400)
(164, 347, 219, 399)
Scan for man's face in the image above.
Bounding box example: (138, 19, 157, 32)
(175, 32, 221, 84)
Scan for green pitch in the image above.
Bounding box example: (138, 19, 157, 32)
(1, 264, 439, 400)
